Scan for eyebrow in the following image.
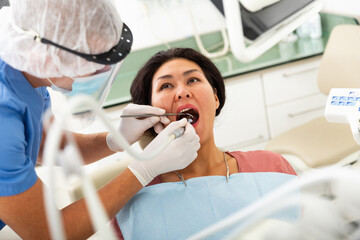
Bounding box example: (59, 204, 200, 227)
(156, 69, 201, 81)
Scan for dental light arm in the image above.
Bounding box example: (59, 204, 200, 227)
(325, 88, 360, 145)
(43, 95, 185, 240)
(222, 0, 324, 62)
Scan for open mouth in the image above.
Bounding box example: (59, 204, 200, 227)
(176, 108, 199, 125)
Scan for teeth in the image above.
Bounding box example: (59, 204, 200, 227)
(180, 108, 192, 113)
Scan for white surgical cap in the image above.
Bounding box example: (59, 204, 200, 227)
(0, 0, 123, 78)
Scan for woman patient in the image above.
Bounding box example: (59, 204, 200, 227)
(113, 48, 297, 239)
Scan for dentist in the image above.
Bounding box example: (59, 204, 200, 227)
(0, 0, 200, 239)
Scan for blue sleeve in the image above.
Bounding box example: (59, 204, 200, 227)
(0, 104, 38, 196)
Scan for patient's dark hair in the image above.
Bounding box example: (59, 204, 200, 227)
(130, 48, 226, 116)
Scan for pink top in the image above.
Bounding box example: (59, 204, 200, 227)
(112, 150, 296, 239)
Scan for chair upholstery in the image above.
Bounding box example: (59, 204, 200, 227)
(266, 25, 360, 169)
(266, 117, 359, 168)
(317, 25, 360, 94)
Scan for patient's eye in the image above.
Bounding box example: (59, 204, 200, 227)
(187, 78, 199, 84)
(160, 83, 173, 90)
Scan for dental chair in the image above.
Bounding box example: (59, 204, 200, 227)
(266, 25, 360, 174)
(67, 158, 132, 202)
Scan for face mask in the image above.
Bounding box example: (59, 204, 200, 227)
(47, 78, 72, 94)
(66, 67, 113, 97)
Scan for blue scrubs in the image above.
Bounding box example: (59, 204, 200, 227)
(0, 59, 51, 230)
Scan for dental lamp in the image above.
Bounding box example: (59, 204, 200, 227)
(325, 88, 360, 145)
(212, 0, 324, 62)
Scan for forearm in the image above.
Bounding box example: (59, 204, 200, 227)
(62, 168, 142, 239)
(1, 169, 142, 240)
(75, 132, 116, 164)
(37, 130, 114, 165)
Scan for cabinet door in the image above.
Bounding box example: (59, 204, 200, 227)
(267, 93, 327, 137)
(214, 75, 269, 150)
(262, 59, 321, 106)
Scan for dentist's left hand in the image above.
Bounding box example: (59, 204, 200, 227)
(106, 104, 170, 152)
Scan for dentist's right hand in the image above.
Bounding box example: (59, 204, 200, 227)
(128, 118, 200, 186)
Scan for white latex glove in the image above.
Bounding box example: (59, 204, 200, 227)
(128, 118, 200, 186)
(106, 104, 170, 152)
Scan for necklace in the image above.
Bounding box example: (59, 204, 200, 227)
(173, 152, 229, 187)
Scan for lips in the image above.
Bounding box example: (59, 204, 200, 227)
(176, 106, 199, 125)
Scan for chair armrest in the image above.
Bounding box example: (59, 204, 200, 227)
(67, 158, 133, 202)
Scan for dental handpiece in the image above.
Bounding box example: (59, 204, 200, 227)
(171, 127, 185, 139)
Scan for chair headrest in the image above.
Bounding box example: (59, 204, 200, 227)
(318, 25, 360, 94)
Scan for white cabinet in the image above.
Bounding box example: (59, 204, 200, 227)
(263, 59, 321, 106)
(214, 74, 269, 150)
(267, 93, 327, 137)
(261, 57, 326, 138)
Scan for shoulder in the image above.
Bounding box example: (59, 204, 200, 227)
(0, 81, 26, 115)
(229, 150, 296, 175)
(0, 60, 29, 114)
(0, 83, 27, 151)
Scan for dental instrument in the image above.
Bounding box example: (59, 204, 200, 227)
(121, 112, 195, 125)
(43, 95, 188, 240)
(120, 112, 191, 118)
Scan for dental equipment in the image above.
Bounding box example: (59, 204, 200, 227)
(121, 112, 195, 125)
(43, 95, 187, 240)
(120, 112, 191, 118)
(325, 88, 360, 145)
(211, 0, 324, 62)
(187, 0, 230, 59)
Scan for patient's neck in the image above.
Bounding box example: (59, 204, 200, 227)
(176, 137, 224, 177)
(159, 134, 236, 183)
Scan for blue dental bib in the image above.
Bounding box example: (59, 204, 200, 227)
(116, 172, 299, 240)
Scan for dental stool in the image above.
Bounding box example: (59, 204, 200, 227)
(266, 25, 360, 174)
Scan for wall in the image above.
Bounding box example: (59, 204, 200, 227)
(322, 0, 360, 18)
(114, 0, 226, 50)
(115, 0, 359, 51)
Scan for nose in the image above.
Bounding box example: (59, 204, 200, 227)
(175, 86, 192, 100)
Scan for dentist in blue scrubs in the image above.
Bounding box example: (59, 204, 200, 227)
(0, 0, 200, 239)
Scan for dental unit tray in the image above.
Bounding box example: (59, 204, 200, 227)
(325, 88, 360, 145)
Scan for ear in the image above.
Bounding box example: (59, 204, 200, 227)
(213, 88, 220, 109)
